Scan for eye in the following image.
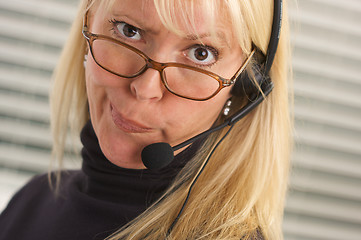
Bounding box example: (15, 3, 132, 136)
(112, 21, 142, 41)
(186, 45, 218, 66)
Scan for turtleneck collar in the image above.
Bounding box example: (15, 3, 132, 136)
(80, 120, 203, 207)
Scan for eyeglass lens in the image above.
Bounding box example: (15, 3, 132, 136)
(91, 38, 221, 100)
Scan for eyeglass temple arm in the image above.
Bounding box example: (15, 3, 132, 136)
(83, 10, 90, 33)
(229, 49, 256, 85)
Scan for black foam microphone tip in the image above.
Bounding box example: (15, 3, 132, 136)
(141, 142, 174, 170)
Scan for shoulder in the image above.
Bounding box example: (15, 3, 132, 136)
(5, 173, 51, 206)
(0, 173, 49, 236)
(0, 170, 82, 239)
(1, 170, 81, 216)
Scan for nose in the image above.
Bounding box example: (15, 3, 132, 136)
(130, 68, 165, 101)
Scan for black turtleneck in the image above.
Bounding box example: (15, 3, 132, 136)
(0, 121, 203, 240)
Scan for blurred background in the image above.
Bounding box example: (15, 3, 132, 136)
(0, 0, 360, 239)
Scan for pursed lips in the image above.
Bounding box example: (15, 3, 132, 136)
(110, 103, 153, 133)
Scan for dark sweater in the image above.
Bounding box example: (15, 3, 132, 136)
(0, 121, 202, 240)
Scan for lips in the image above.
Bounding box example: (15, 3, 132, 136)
(110, 104, 153, 133)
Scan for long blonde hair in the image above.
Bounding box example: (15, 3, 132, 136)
(50, 0, 292, 239)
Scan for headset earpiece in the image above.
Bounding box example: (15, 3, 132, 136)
(230, 50, 270, 98)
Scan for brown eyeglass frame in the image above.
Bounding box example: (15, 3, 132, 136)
(82, 10, 255, 101)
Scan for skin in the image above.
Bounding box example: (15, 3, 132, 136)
(85, 0, 244, 169)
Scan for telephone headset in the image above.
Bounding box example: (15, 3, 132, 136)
(140, 0, 283, 236)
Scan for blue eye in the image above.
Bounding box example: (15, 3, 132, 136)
(187, 45, 218, 66)
(114, 21, 142, 41)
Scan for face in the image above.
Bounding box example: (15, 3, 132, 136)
(85, 0, 244, 169)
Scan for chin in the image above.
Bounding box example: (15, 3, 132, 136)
(97, 126, 146, 169)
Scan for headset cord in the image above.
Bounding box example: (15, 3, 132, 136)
(165, 124, 235, 239)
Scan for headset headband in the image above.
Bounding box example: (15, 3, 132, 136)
(265, 0, 282, 75)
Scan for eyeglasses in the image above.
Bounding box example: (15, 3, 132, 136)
(82, 11, 255, 101)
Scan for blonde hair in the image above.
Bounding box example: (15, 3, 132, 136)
(50, 0, 292, 239)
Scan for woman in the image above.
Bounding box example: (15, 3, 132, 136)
(0, 0, 292, 239)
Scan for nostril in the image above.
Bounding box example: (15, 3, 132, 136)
(129, 69, 165, 101)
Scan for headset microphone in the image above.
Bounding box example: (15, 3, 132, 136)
(141, 81, 273, 170)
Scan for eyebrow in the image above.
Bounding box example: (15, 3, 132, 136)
(186, 31, 229, 49)
(112, 12, 160, 34)
(111, 11, 229, 48)
(185, 33, 211, 41)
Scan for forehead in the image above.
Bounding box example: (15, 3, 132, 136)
(93, 0, 234, 45)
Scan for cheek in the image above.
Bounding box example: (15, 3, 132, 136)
(165, 88, 231, 145)
(85, 59, 104, 113)
(86, 54, 119, 87)
(85, 55, 130, 115)
(84, 55, 120, 129)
